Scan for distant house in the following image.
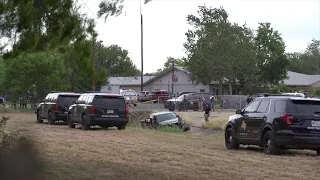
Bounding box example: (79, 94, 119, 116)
(282, 71, 320, 91)
(101, 66, 239, 95)
(101, 66, 320, 95)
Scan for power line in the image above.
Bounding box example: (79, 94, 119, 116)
(81, 0, 96, 19)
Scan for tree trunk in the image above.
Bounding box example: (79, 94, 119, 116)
(229, 83, 232, 95)
(219, 79, 223, 95)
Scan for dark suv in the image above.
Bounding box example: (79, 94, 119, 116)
(166, 93, 212, 111)
(225, 94, 320, 155)
(35, 92, 81, 124)
(67, 93, 128, 130)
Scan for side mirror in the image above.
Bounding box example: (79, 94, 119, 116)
(236, 109, 242, 114)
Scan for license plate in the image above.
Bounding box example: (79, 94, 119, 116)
(311, 121, 320, 127)
(102, 115, 119, 118)
(106, 110, 114, 114)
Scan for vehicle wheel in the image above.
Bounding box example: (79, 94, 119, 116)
(134, 104, 137, 107)
(48, 112, 55, 125)
(225, 128, 239, 150)
(81, 115, 90, 130)
(316, 149, 320, 156)
(117, 125, 126, 130)
(68, 113, 75, 128)
(36, 111, 43, 123)
(263, 131, 280, 155)
(169, 108, 174, 111)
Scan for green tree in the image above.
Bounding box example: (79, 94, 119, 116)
(94, 43, 140, 76)
(2, 52, 70, 104)
(0, 0, 87, 57)
(163, 57, 186, 69)
(254, 22, 288, 87)
(183, 6, 257, 94)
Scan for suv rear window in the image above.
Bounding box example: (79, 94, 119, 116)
(289, 100, 320, 114)
(93, 96, 125, 106)
(57, 95, 80, 106)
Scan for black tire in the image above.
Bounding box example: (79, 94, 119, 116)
(48, 112, 55, 125)
(36, 111, 43, 123)
(169, 108, 174, 111)
(134, 104, 137, 107)
(81, 115, 90, 130)
(316, 149, 320, 156)
(225, 128, 240, 150)
(262, 131, 280, 155)
(68, 113, 75, 128)
(117, 125, 126, 130)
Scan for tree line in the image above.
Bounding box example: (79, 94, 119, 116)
(147, 6, 319, 94)
(0, 0, 139, 104)
(0, 0, 319, 104)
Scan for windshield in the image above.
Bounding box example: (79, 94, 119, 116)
(156, 113, 177, 122)
(124, 91, 136, 96)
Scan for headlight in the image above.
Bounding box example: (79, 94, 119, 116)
(126, 97, 129, 100)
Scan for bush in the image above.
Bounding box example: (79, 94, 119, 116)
(201, 119, 227, 131)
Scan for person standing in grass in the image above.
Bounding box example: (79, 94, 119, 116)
(198, 95, 204, 111)
(204, 103, 210, 122)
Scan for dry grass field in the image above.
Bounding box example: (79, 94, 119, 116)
(3, 112, 320, 180)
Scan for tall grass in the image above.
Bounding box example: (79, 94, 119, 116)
(201, 119, 228, 131)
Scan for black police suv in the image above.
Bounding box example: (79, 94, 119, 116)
(35, 92, 81, 124)
(225, 94, 320, 155)
(67, 93, 129, 130)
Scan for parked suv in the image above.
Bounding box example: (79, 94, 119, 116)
(225, 94, 320, 155)
(35, 92, 81, 124)
(67, 93, 129, 130)
(166, 93, 212, 111)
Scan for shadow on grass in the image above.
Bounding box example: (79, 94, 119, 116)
(236, 145, 318, 156)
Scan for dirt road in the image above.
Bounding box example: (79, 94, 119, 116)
(3, 113, 320, 180)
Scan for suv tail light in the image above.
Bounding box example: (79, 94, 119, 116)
(55, 104, 59, 111)
(90, 106, 94, 114)
(125, 105, 129, 115)
(281, 114, 293, 125)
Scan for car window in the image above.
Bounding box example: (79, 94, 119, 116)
(82, 95, 88, 103)
(156, 113, 177, 122)
(274, 100, 287, 113)
(256, 100, 270, 113)
(87, 95, 94, 103)
(44, 94, 51, 102)
(57, 94, 80, 106)
(288, 100, 320, 114)
(93, 95, 125, 107)
(77, 95, 84, 103)
(187, 94, 197, 100)
(244, 100, 261, 113)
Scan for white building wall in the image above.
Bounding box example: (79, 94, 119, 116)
(100, 85, 120, 94)
(143, 69, 209, 93)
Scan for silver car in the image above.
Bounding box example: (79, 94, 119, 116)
(122, 90, 138, 106)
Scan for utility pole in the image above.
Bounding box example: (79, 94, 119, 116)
(171, 60, 175, 95)
(91, 35, 96, 91)
(140, 2, 144, 91)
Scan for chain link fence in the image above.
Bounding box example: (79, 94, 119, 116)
(214, 95, 248, 110)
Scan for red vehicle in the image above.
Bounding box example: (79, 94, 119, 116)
(152, 90, 169, 102)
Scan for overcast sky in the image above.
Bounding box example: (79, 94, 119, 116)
(84, 0, 319, 73)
